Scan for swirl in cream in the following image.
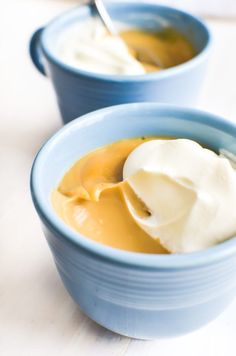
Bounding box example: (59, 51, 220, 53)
(58, 19, 145, 75)
(123, 139, 236, 253)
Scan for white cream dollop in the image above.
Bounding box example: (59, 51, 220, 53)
(123, 139, 236, 253)
(58, 19, 145, 75)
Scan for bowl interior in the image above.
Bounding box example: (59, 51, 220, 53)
(31, 103, 236, 267)
(43, 2, 210, 61)
(33, 103, 236, 215)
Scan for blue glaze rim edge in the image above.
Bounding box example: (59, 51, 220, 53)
(30, 103, 236, 269)
(39, 1, 212, 83)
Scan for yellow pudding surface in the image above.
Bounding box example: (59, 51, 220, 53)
(52, 138, 168, 254)
(120, 28, 196, 72)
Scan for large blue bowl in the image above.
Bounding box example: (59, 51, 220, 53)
(31, 103, 236, 339)
(29, 2, 211, 124)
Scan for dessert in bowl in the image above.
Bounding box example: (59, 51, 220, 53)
(52, 137, 236, 254)
(58, 18, 195, 75)
(31, 103, 236, 339)
(29, 2, 211, 123)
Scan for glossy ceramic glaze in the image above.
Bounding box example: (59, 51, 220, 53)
(29, 2, 211, 124)
(31, 103, 236, 339)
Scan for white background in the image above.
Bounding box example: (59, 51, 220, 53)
(1, 1, 236, 355)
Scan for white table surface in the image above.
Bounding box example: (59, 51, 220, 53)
(1, 1, 236, 355)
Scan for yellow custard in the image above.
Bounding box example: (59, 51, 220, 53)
(52, 138, 168, 253)
(120, 28, 196, 72)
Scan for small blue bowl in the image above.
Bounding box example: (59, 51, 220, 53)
(31, 103, 236, 339)
(29, 2, 211, 124)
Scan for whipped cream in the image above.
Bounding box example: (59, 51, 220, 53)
(58, 19, 145, 75)
(123, 139, 236, 253)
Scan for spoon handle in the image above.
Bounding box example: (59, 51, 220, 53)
(92, 0, 118, 36)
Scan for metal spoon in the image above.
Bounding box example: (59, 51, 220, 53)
(90, 0, 163, 69)
(92, 0, 118, 36)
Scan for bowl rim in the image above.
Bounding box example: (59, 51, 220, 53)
(30, 103, 236, 269)
(40, 1, 212, 83)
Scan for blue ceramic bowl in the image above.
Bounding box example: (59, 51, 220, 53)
(31, 103, 236, 339)
(29, 2, 211, 124)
